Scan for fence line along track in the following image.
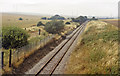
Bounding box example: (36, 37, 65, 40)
(1, 34, 55, 70)
(34, 21, 88, 75)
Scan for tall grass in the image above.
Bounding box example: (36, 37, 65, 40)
(65, 20, 118, 74)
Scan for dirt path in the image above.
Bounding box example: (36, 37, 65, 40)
(11, 38, 63, 74)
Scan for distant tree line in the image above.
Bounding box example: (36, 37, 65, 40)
(41, 15, 66, 20)
(71, 16, 88, 24)
(90, 17, 98, 20)
(38, 15, 98, 35)
(71, 16, 98, 24)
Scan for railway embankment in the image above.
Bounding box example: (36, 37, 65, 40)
(65, 20, 118, 74)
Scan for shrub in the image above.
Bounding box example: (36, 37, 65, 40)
(2, 26, 29, 49)
(19, 18, 23, 20)
(44, 20, 65, 34)
(65, 22, 71, 24)
(41, 17, 47, 20)
(37, 21, 44, 27)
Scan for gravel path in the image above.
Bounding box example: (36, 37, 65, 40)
(53, 23, 86, 74)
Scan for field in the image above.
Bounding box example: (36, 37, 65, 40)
(1, 13, 78, 44)
(101, 19, 119, 27)
(2, 13, 77, 40)
(2, 13, 51, 28)
(1, 13, 78, 73)
(65, 20, 118, 74)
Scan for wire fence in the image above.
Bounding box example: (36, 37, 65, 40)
(0, 28, 75, 72)
(0, 34, 55, 70)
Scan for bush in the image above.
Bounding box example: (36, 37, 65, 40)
(2, 26, 29, 49)
(19, 18, 23, 20)
(41, 17, 47, 20)
(37, 21, 44, 27)
(44, 20, 65, 34)
(65, 22, 71, 24)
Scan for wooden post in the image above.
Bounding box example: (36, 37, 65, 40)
(1, 52, 4, 69)
(39, 29, 40, 35)
(9, 49, 12, 67)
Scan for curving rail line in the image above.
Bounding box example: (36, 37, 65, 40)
(25, 21, 89, 75)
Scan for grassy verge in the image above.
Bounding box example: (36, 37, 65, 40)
(65, 20, 118, 74)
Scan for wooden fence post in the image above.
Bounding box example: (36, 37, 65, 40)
(39, 29, 40, 35)
(1, 51, 4, 69)
(9, 49, 12, 67)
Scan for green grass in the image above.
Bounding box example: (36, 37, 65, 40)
(89, 49, 106, 62)
(28, 35, 46, 44)
(81, 30, 118, 45)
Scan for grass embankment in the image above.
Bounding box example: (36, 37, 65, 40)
(65, 20, 118, 74)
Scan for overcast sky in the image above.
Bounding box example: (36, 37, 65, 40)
(0, 0, 119, 17)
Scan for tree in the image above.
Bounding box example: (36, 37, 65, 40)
(2, 26, 29, 67)
(2, 26, 29, 49)
(44, 20, 65, 34)
(37, 21, 44, 27)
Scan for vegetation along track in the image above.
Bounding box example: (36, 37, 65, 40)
(35, 21, 89, 75)
(26, 21, 89, 75)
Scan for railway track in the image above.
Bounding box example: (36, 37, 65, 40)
(25, 21, 89, 75)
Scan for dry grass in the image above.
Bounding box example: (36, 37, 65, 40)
(2, 34, 55, 74)
(63, 21, 77, 35)
(101, 19, 119, 27)
(65, 20, 118, 74)
(1, 13, 77, 74)
(2, 13, 50, 40)
(2, 13, 75, 40)
(2, 13, 51, 28)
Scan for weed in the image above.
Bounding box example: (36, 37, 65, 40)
(65, 21, 118, 74)
(89, 49, 106, 62)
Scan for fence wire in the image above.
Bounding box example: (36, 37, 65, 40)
(1, 35, 55, 69)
